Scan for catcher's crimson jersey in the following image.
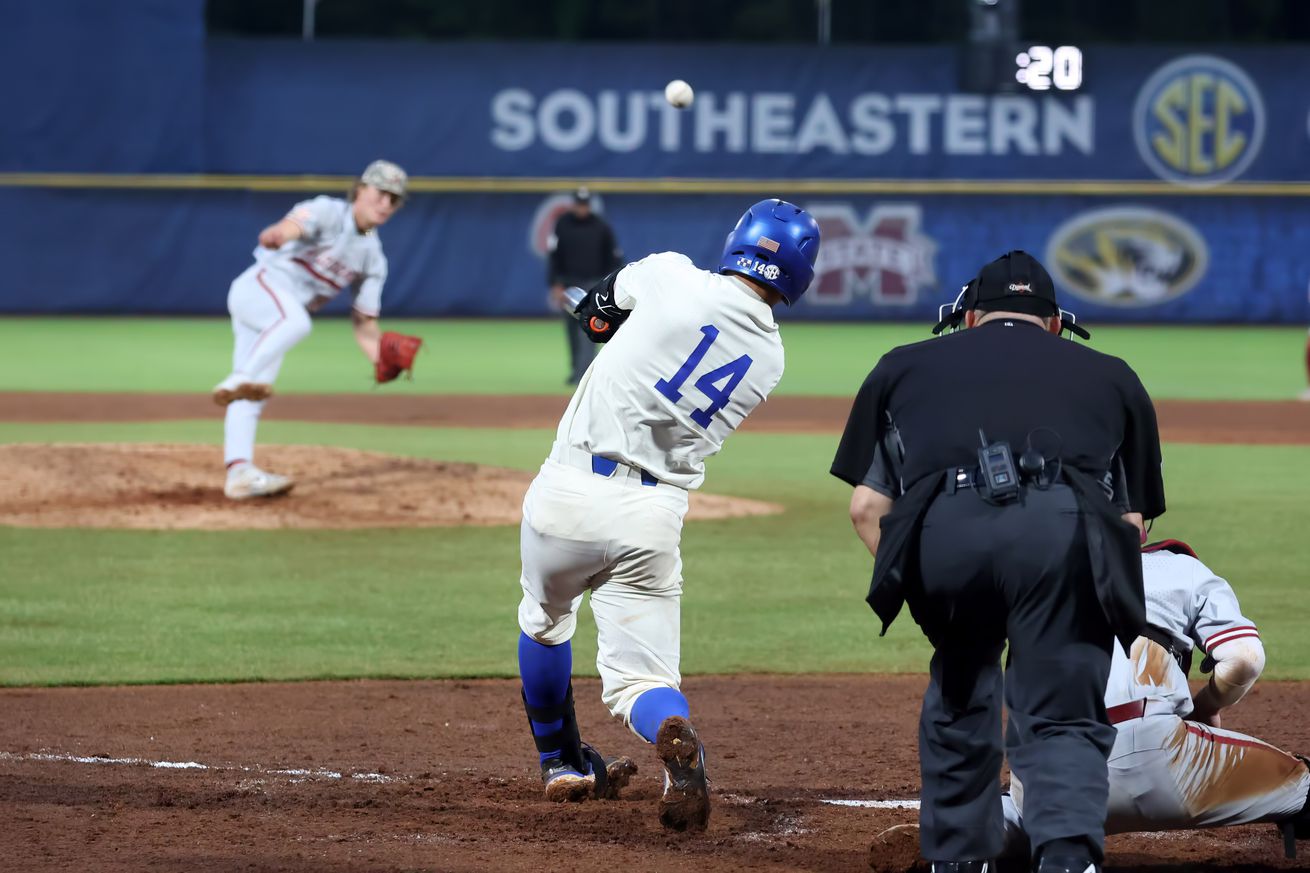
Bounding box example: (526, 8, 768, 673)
(1105, 547, 1259, 716)
(253, 196, 388, 316)
(552, 252, 785, 490)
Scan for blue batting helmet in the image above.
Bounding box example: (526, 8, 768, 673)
(716, 199, 821, 305)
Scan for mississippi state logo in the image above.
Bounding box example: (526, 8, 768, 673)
(1046, 206, 1208, 307)
(805, 203, 937, 306)
(1133, 55, 1265, 186)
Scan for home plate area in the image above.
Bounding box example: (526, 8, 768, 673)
(2, 675, 1307, 871)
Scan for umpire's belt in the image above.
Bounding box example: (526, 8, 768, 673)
(942, 466, 1021, 494)
(943, 466, 983, 493)
(556, 446, 662, 487)
(941, 465, 1112, 495)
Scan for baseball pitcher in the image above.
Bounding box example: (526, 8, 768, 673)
(515, 200, 821, 831)
(211, 160, 422, 499)
(1003, 540, 1310, 856)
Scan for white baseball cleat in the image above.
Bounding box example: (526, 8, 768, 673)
(224, 464, 294, 500)
(1298, 387, 1310, 401)
(212, 373, 274, 407)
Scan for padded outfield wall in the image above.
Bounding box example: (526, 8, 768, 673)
(1, 0, 1308, 321)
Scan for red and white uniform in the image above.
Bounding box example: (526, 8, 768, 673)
(1009, 543, 1308, 836)
(223, 196, 387, 466)
(251, 195, 387, 317)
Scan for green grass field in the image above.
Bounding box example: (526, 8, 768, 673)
(2, 317, 1307, 399)
(1, 319, 1308, 685)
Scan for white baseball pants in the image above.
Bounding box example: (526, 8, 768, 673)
(1103, 714, 1309, 830)
(517, 455, 689, 729)
(223, 266, 312, 466)
(1008, 712, 1309, 835)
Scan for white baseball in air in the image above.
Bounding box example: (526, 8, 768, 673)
(664, 79, 694, 109)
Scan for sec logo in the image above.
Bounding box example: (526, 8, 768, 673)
(1133, 55, 1264, 186)
(1045, 206, 1208, 307)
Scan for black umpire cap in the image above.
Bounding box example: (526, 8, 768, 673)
(974, 250, 1059, 318)
(934, 250, 1090, 339)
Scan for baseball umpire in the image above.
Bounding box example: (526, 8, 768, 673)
(830, 251, 1165, 873)
(547, 186, 623, 384)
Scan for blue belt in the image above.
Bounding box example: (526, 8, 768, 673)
(591, 454, 659, 487)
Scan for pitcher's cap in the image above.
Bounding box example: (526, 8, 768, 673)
(361, 160, 408, 198)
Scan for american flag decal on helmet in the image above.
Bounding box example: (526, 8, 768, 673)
(757, 236, 781, 252)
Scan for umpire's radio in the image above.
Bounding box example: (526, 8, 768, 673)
(977, 429, 1020, 504)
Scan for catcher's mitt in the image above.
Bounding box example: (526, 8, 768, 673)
(375, 331, 423, 383)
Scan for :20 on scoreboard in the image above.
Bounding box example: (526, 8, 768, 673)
(1015, 45, 1083, 92)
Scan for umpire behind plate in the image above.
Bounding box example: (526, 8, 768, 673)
(830, 251, 1166, 873)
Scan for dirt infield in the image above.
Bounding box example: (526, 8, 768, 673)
(0, 444, 780, 529)
(3, 394, 1308, 870)
(4, 392, 1310, 444)
(2, 675, 1306, 872)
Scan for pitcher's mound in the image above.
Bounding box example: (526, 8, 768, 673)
(0, 443, 783, 530)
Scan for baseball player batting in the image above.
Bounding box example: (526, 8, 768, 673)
(1001, 539, 1310, 858)
(211, 160, 422, 499)
(515, 199, 821, 830)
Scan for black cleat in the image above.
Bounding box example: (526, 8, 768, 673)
(596, 754, 638, 800)
(931, 863, 996, 873)
(655, 715, 710, 832)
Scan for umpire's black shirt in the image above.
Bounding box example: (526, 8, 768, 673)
(547, 212, 622, 287)
(830, 319, 1164, 518)
(830, 317, 1165, 645)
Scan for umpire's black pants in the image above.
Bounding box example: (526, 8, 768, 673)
(563, 312, 597, 384)
(913, 483, 1115, 864)
(562, 273, 601, 384)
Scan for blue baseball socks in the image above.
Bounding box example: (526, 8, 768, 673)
(518, 632, 575, 764)
(630, 686, 690, 744)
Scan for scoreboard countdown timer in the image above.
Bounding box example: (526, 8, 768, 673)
(1015, 45, 1084, 91)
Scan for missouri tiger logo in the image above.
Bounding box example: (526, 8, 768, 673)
(1133, 55, 1264, 186)
(1046, 207, 1208, 307)
(804, 203, 936, 306)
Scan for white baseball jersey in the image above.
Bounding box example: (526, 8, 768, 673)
(519, 251, 787, 730)
(1104, 546, 1260, 717)
(551, 252, 785, 490)
(253, 195, 388, 316)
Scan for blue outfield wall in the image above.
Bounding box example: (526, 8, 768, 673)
(2, 2, 1309, 320)
(6, 29, 1305, 184)
(2, 187, 1308, 323)
(200, 40, 1310, 185)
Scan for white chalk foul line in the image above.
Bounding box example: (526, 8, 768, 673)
(0, 750, 395, 783)
(821, 799, 921, 809)
(1, 753, 915, 807)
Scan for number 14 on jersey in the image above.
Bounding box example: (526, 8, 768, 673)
(654, 325, 754, 428)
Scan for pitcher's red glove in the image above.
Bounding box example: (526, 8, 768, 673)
(375, 331, 423, 383)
